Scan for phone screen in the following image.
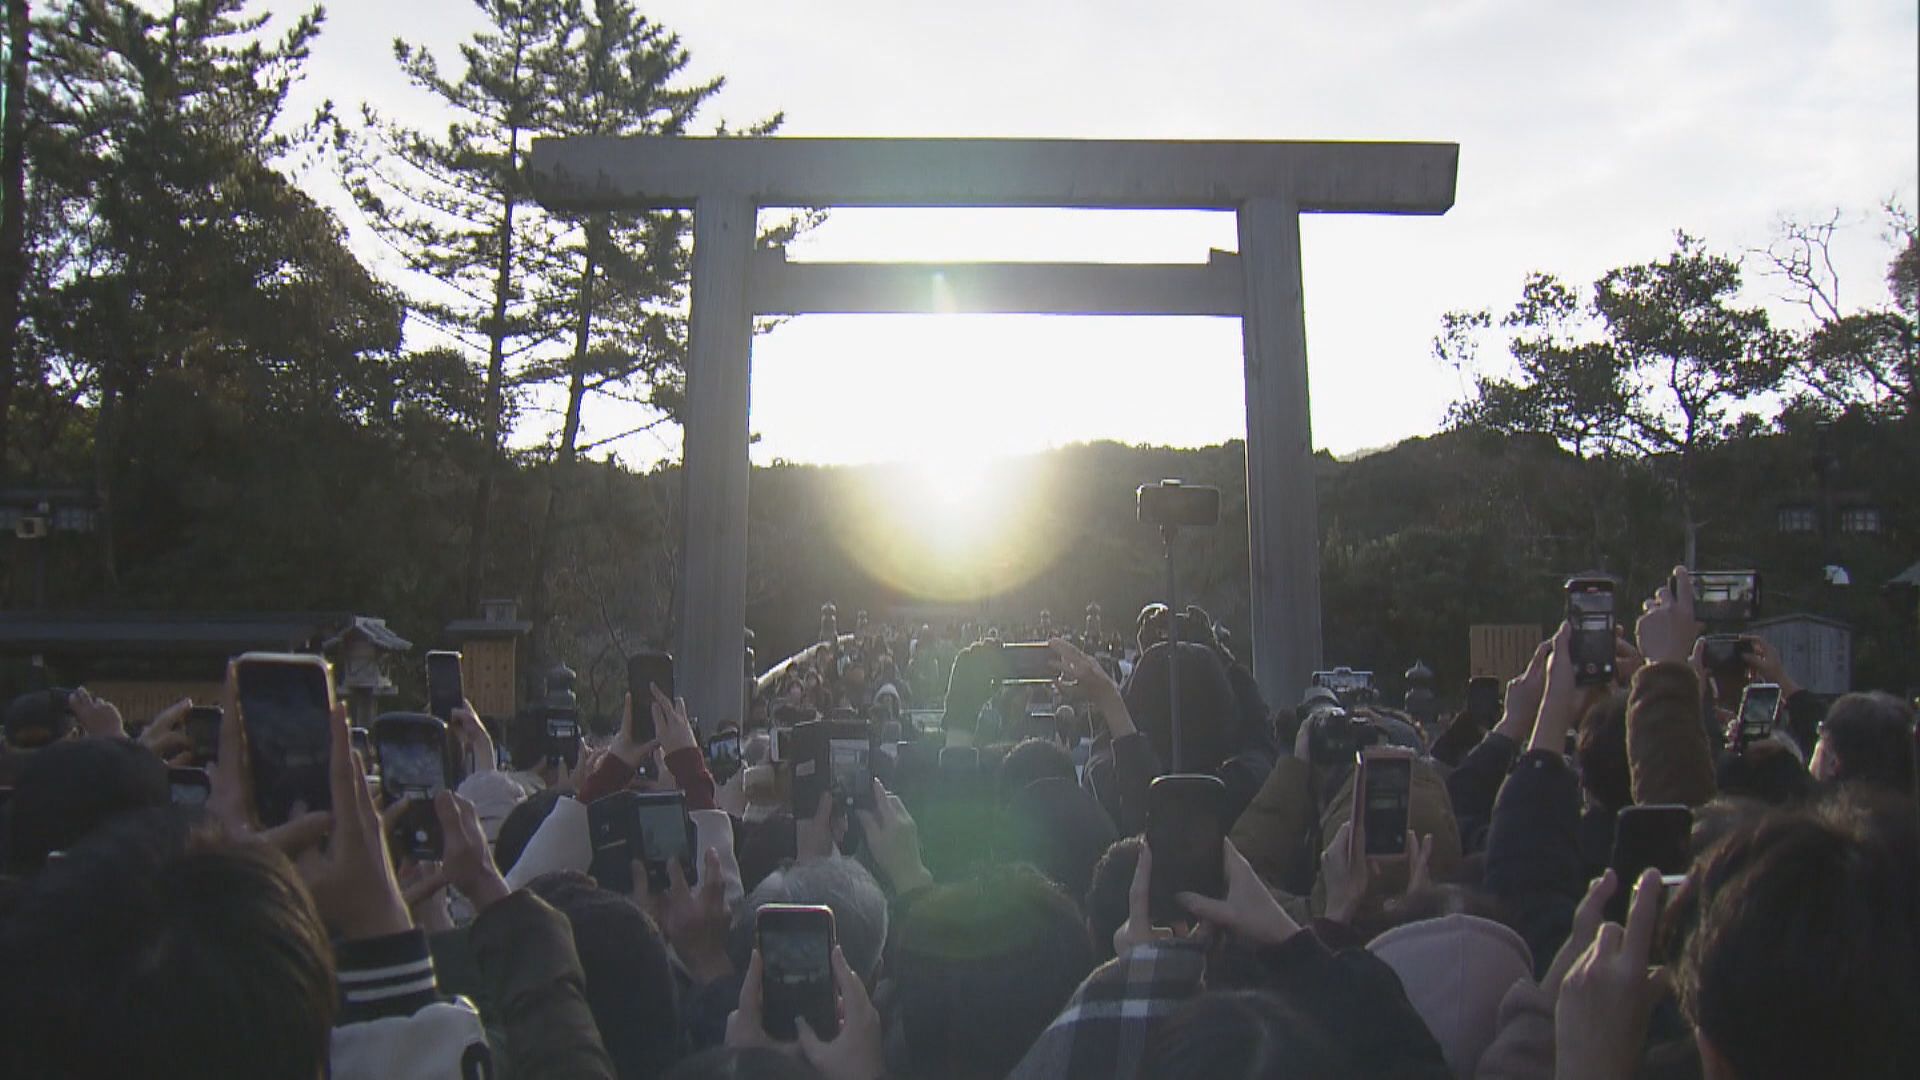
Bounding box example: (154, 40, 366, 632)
(759, 907, 838, 1041)
(1001, 643, 1056, 684)
(830, 736, 872, 805)
(1737, 683, 1782, 747)
(168, 767, 211, 806)
(627, 652, 674, 744)
(588, 791, 639, 894)
(789, 721, 829, 817)
(426, 651, 464, 722)
(1361, 755, 1413, 856)
(379, 735, 447, 800)
(1691, 571, 1759, 623)
(1146, 775, 1226, 925)
(185, 705, 223, 765)
(1567, 583, 1616, 684)
(237, 658, 333, 826)
(636, 796, 690, 865)
(546, 716, 581, 768)
(1466, 678, 1500, 727)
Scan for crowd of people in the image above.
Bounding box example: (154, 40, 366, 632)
(0, 566, 1915, 1079)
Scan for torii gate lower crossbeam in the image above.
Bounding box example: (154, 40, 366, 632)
(530, 137, 1459, 731)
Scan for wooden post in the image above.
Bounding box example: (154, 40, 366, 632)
(678, 194, 755, 735)
(1238, 197, 1323, 709)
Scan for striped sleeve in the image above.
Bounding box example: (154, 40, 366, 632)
(336, 929, 443, 1023)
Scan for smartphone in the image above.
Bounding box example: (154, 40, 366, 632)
(627, 650, 675, 744)
(1354, 747, 1415, 857)
(1136, 480, 1222, 528)
(375, 712, 450, 861)
(546, 713, 581, 769)
(789, 720, 829, 818)
(1608, 804, 1693, 921)
(1565, 578, 1617, 687)
(634, 790, 694, 894)
(757, 904, 839, 1041)
(1702, 634, 1753, 675)
(426, 650, 465, 724)
(708, 730, 743, 783)
(1001, 643, 1057, 685)
(588, 791, 642, 894)
(235, 652, 336, 827)
(938, 744, 981, 786)
(350, 726, 372, 767)
(1145, 774, 1228, 925)
(1735, 682, 1782, 751)
(168, 766, 212, 806)
(828, 720, 876, 810)
(185, 704, 223, 765)
(1465, 677, 1500, 729)
(1686, 570, 1760, 623)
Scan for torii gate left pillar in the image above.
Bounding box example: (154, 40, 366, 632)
(531, 137, 1458, 732)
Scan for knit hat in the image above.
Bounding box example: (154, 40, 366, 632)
(1368, 914, 1535, 1078)
(997, 776, 1118, 902)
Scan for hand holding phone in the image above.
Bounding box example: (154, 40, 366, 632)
(1145, 774, 1227, 925)
(234, 652, 336, 827)
(1566, 579, 1617, 687)
(426, 650, 465, 724)
(1607, 804, 1692, 922)
(375, 712, 451, 861)
(755, 904, 839, 1041)
(1353, 747, 1415, 857)
(185, 705, 223, 766)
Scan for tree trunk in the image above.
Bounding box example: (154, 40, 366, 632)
(462, 136, 521, 612)
(92, 378, 118, 589)
(0, 0, 31, 483)
(524, 218, 601, 682)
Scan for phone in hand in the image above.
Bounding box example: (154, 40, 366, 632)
(1565, 578, 1617, 687)
(1734, 682, 1782, 751)
(375, 712, 451, 861)
(634, 790, 694, 894)
(426, 650, 465, 724)
(1465, 677, 1500, 729)
(185, 704, 223, 766)
(789, 720, 829, 819)
(1000, 642, 1057, 685)
(1684, 570, 1760, 623)
(546, 714, 581, 770)
(1608, 803, 1693, 921)
(708, 730, 743, 784)
(587, 791, 638, 893)
(168, 766, 212, 806)
(627, 651, 674, 778)
(757, 904, 839, 1041)
(1145, 774, 1228, 926)
(827, 720, 876, 810)
(235, 652, 336, 827)
(1354, 747, 1415, 857)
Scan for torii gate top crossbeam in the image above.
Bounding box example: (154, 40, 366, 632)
(529, 136, 1457, 214)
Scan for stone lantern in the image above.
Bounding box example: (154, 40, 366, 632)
(1403, 659, 1438, 736)
(324, 616, 413, 730)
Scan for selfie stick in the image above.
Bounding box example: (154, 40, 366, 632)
(1163, 523, 1183, 772)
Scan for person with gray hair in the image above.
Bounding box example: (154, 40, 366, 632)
(729, 856, 891, 986)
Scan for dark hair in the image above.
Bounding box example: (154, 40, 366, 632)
(0, 808, 335, 1080)
(1818, 692, 1916, 798)
(1575, 692, 1631, 813)
(526, 872, 682, 1079)
(996, 737, 1075, 804)
(1085, 836, 1142, 962)
(662, 1047, 825, 1080)
(892, 865, 1096, 1079)
(494, 788, 564, 875)
(996, 776, 1117, 905)
(1674, 808, 1920, 1079)
(1716, 741, 1812, 807)
(1123, 641, 1238, 773)
(4, 736, 169, 874)
(1135, 990, 1351, 1080)
(506, 709, 549, 771)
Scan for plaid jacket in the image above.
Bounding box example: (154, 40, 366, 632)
(1006, 938, 1209, 1080)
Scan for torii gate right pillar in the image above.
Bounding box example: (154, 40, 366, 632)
(1238, 197, 1322, 710)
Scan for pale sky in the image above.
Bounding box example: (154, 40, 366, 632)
(283, 0, 1918, 468)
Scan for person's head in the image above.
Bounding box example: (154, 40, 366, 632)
(0, 808, 335, 1080)
(4, 736, 169, 874)
(1084, 835, 1142, 962)
(493, 788, 564, 876)
(1809, 692, 1916, 798)
(3, 687, 75, 751)
(996, 776, 1117, 905)
(527, 872, 681, 1079)
(996, 737, 1075, 804)
(1717, 741, 1813, 807)
(1366, 913, 1533, 1077)
(1123, 641, 1238, 772)
(1676, 807, 1919, 1080)
(1576, 691, 1632, 813)
(891, 865, 1096, 1079)
(1136, 990, 1351, 1079)
(734, 856, 889, 985)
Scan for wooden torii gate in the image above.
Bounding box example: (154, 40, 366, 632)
(530, 137, 1458, 731)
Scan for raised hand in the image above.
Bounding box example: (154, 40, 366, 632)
(69, 686, 125, 739)
(294, 703, 413, 941)
(1636, 566, 1702, 667)
(796, 945, 885, 1080)
(1554, 870, 1668, 1080)
(1176, 838, 1302, 948)
(854, 779, 931, 895)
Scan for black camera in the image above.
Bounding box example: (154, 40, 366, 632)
(1137, 480, 1221, 529)
(1310, 667, 1376, 709)
(1306, 707, 1382, 762)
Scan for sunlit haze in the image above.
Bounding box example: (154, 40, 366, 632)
(288, 0, 1918, 470)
